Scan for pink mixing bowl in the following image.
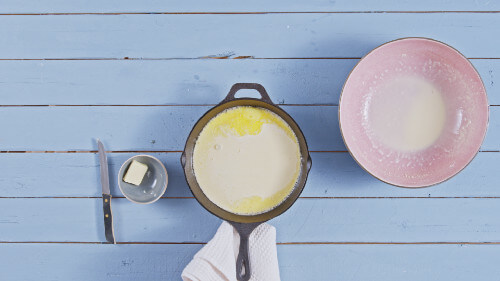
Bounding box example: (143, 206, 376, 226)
(339, 38, 489, 188)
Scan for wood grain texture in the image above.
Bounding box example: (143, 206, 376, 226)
(0, 243, 199, 281)
(0, 59, 353, 105)
(0, 59, 497, 105)
(1, 1, 500, 279)
(0, 14, 500, 59)
(0, 152, 499, 198)
(1, 0, 499, 13)
(0, 106, 340, 151)
(0, 106, 496, 151)
(3, 243, 500, 281)
(2, 198, 500, 243)
(278, 244, 500, 281)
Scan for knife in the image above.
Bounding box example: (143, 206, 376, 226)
(97, 139, 116, 244)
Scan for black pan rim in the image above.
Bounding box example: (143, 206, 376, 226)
(181, 96, 312, 224)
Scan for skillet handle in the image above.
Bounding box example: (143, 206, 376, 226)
(229, 222, 262, 281)
(222, 83, 274, 104)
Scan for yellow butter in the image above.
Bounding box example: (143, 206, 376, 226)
(123, 160, 148, 186)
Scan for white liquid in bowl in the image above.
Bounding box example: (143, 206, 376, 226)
(366, 76, 446, 151)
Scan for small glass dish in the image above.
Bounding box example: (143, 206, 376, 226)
(118, 155, 168, 204)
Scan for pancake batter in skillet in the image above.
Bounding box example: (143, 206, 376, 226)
(193, 106, 301, 215)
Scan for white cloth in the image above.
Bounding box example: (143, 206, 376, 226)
(182, 221, 280, 281)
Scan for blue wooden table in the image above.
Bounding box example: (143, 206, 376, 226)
(1, 1, 500, 280)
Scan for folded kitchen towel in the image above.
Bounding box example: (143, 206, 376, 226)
(182, 221, 280, 281)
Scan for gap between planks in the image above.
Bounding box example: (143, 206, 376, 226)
(0, 57, 499, 61)
(0, 150, 499, 153)
(1, 241, 500, 245)
(2, 196, 500, 199)
(0, 105, 498, 107)
(0, 104, 336, 107)
(1, 11, 500, 16)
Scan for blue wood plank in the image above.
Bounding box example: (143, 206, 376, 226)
(2, 0, 500, 13)
(0, 106, 341, 151)
(304, 152, 500, 197)
(0, 152, 499, 198)
(0, 14, 500, 59)
(0, 106, 497, 151)
(278, 244, 500, 281)
(472, 59, 498, 104)
(0, 59, 496, 105)
(0, 243, 200, 281)
(0, 59, 355, 105)
(2, 198, 500, 242)
(2, 243, 500, 281)
(0, 152, 185, 198)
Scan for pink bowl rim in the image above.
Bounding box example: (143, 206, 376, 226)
(338, 37, 489, 189)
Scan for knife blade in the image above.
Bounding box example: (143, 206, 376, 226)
(97, 139, 116, 244)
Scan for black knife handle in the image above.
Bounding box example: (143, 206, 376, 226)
(102, 194, 116, 244)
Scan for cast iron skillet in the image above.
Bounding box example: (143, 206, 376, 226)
(181, 83, 312, 281)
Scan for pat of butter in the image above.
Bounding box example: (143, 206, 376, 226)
(123, 160, 148, 186)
